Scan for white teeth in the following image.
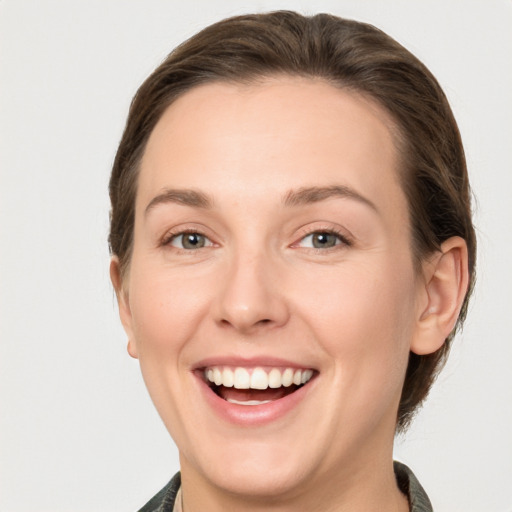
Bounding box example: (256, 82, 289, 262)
(282, 368, 294, 387)
(223, 367, 234, 388)
(233, 367, 250, 389)
(250, 368, 268, 389)
(268, 368, 282, 388)
(227, 399, 272, 406)
(213, 368, 222, 386)
(205, 366, 314, 389)
(302, 369, 313, 383)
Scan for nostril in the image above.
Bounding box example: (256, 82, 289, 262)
(218, 317, 273, 330)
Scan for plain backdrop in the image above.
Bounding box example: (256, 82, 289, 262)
(1, 1, 511, 511)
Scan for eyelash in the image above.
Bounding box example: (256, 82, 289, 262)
(293, 227, 352, 251)
(160, 227, 352, 252)
(161, 229, 213, 250)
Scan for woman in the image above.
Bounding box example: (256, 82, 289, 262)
(109, 11, 475, 511)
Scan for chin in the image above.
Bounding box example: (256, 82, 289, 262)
(192, 446, 313, 499)
(181, 430, 318, 500)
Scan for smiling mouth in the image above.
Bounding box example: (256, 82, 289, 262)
(203, 366, 315, 406)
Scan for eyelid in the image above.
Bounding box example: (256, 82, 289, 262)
(158, 223, 353, 251)
(160, 225, 216, 248)
(171, 232, 213, 249)
(291, 225, 353, 249)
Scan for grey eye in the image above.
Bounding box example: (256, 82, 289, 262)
(171, 233, 208, 249)
(300, 232, 341, 249)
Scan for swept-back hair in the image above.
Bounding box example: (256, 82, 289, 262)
(109, 11, 476, 431)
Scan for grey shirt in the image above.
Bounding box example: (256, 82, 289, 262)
(138, 461, 433, 512)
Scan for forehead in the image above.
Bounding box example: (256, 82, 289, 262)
(137, 77, 405, 221)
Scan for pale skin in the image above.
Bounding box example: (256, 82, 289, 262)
(111, 78, 469, 511)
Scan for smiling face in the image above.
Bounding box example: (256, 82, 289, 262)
(115, 78, 426, 505)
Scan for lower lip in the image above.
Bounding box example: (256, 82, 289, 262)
(195, 373, 316, 426)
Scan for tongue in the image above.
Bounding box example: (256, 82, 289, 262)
(217, 385, 298, 403)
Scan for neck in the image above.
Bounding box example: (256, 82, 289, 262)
(179, 450, 409, 512)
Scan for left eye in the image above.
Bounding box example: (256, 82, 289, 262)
(299, 232, 343, 249)
(169, 232, 212, 250)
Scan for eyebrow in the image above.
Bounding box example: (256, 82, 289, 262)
(283, 185, 378, 212)
(145, 188, 214, 215)
(144, 184, 378, 216)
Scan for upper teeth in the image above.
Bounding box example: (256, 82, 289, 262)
(205, 366, 314, 390)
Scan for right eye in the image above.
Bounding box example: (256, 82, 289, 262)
(298, 231, 343, 249)
(168, 232, 212, 250)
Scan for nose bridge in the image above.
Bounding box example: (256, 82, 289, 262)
(215, 243, 289, 333)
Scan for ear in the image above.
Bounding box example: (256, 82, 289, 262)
(110, 257, 138, 359)
(411, 237, 470, 355)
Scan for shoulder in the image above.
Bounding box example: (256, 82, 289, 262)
(137, 472, 181, 512)
(394, 461, 433, 512)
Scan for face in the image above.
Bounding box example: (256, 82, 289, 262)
(117, 78, 426, 499)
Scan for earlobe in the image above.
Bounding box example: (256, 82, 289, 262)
(127, 339, 138, 359)
(411, 237, 469, 355)
(109, 257, 139, 359)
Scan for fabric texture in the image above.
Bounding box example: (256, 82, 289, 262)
(137, 462, 433, 511)
(394, 461, 434, 512)
(137, 472, 181, 512)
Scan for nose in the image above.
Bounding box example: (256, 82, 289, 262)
(213, 250, 290, 334)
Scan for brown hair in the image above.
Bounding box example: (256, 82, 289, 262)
(109, 10, 476, 431)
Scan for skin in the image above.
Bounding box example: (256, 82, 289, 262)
(111, 78, 469, 511)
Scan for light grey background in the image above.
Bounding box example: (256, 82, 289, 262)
(1, 1, 511, 511)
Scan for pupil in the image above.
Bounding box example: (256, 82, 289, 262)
(183, 233, 204, 249)
(313, 232, 335, 248)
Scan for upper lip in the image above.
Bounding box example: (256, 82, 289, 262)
(193, 355, 317, 371)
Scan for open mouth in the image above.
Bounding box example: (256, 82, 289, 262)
(203, 366, 315, 406)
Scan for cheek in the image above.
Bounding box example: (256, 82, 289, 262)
(301, 256, 415, 331)
(128, 262, 211, 358)
(126, 262, 213, 434)
(295, 258, 417, 393)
